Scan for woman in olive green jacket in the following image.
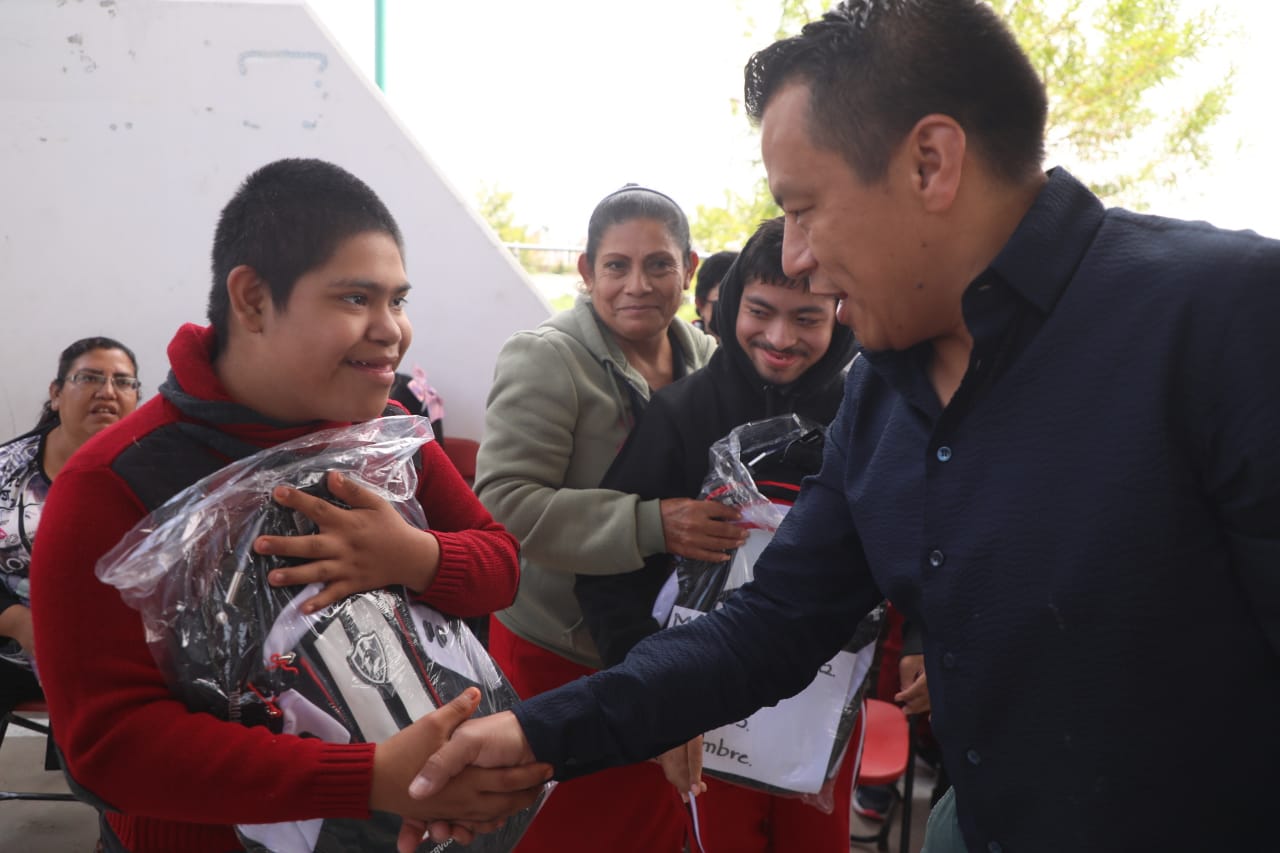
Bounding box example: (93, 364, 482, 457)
(474, 185, 741, 851)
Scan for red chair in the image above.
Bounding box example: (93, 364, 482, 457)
(439, 436, 479, 486)
(849, 698, 914, 852)
(0, 699, 77, 802)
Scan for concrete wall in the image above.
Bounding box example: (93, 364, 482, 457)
(0, 0, 549, 442)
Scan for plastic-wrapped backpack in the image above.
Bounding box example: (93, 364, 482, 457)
(656, 414, 885, 811)
(96, 416, 546, 853)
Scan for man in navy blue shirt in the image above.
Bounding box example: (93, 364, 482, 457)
(406, 2, 1280, 851)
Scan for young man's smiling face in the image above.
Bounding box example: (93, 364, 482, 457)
(735, 278, 835, 386)
(250, 230, 412, 423)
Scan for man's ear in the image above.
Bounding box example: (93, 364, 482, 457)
(225, 265, 270, 334)
(906, 114, 966, 214)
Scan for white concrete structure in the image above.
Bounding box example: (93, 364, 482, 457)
(0, 0, 549, 442)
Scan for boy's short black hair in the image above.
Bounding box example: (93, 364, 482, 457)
(207, 158, 404, 354)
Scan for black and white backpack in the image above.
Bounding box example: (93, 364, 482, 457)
(98, 419, 544, 853)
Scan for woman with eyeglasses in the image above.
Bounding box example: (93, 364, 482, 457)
(0, 336, 141, 716)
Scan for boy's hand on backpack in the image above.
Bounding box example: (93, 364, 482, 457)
(255, 470, 442, 613)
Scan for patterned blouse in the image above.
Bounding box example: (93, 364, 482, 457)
(0, 432, 48, 669)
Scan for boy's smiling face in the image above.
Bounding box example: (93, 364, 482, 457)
(246, 230, 412, 423)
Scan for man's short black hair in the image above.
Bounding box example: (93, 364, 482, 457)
(695, 251, 739, 303)
(745, 0, 1047, 185)
(207, 158, 404, 354)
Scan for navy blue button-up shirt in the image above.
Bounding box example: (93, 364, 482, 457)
(517, 169, 1280, 851)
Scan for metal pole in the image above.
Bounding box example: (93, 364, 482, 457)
(374, 0, 386, 90)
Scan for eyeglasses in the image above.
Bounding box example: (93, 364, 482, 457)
(66, 372, 142, 393)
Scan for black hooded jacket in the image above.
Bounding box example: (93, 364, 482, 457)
(574, 256, 858, 667)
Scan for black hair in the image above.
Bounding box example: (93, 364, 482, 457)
(730, 218, 805, 290)
(695, 250, 739, 303)
(744, 0, 1047, 185)
(32, 336, 139, 434)
(207, 158, 404, 354)
(583, 184, 692, 268)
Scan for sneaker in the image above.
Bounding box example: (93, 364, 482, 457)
(852, 784, 895, 822)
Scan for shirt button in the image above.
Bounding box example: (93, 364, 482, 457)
(967, 749, 982, 766)
(942, 652, 957, 669)
(936, 446, 952, 462)
(928, 549, 946, 568)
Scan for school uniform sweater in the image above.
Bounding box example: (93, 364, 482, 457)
(29, 323, 519, 853)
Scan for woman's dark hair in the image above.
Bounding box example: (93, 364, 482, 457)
(583, 184, 692, 268)
(32, 336, 139, 434)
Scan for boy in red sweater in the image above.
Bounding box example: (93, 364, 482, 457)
(29, 158, 548, 853)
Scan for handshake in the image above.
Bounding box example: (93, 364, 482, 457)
(371, 687, 547, 853)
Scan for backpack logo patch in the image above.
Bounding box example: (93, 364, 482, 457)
(347, 632, 390, 686)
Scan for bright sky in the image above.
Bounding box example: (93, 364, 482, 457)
(305, 0, 1280, 245)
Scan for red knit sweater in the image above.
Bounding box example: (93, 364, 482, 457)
(30, 324, 519, 852)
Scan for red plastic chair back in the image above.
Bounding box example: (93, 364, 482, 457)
(439, 437, 479, 485)
(855, 698, 910, 786)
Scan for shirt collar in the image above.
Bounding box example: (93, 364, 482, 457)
(986, 167, 1106, 316)
(861, 168, 1106, 416)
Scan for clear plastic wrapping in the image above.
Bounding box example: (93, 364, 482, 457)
(96, 416, 544, 852)
(661, 414, 884, 810)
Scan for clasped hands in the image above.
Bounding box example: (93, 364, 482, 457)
(390, 698, 707, 851)
(381, 690, 545, 852)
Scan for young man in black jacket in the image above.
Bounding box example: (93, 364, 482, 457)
(574, 216, 858, 852)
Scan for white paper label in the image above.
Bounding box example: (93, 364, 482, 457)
(669, 604, 875, 793)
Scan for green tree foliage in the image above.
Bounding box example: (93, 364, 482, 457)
(693, 0, 1234, 249)
(690, 179, 781, 254)
(475, 182, 535, 244)
(475, 182, 541, 270)
(991, 0, 1234, 206)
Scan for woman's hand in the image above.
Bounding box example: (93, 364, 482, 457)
(659, 498, 748, 562)
(0, 604, 35, 656)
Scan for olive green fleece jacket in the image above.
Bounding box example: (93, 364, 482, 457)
(475, 298, 716, 668)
